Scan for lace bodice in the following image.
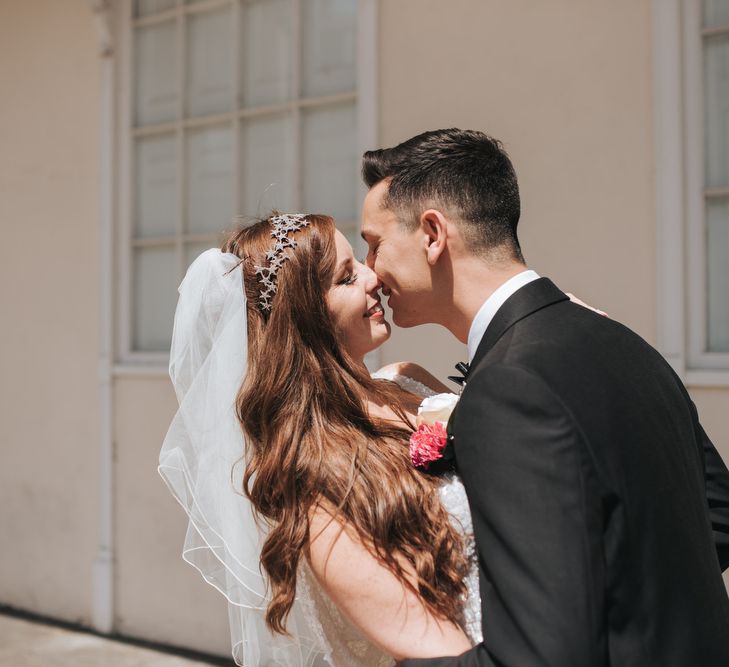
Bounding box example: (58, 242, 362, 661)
(295, 371, 482, 666)
(374, 371, 482, 646)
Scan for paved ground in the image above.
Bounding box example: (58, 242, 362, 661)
(0, 613, 228, 667)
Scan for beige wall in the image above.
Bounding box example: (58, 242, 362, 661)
(113, 377, 229, 654)
(0, 3, 235, 655)
(0, 0, 100, 624)
(377, 0, 655, 376)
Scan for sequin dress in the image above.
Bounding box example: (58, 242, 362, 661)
(295, 371, 482, 666)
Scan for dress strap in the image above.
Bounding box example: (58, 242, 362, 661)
(371, 370, 438, 399)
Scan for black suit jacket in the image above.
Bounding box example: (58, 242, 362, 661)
(403, 278, 729, 667)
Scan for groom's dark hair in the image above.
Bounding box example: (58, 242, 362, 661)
(362, 128, 524, 262)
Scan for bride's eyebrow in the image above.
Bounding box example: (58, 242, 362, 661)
(335, 257, 353, 276)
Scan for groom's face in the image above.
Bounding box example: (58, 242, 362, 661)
(361, 181, 434, 328)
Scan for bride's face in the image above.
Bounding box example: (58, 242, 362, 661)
(326, 229, 391, 361)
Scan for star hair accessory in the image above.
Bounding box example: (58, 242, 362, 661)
(253, 213, 311, 312)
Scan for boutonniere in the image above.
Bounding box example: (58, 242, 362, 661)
(409, 393, 459, 471)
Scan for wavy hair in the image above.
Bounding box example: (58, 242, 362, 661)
(222, 213, 468, 634)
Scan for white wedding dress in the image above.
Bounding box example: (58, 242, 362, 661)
(295, 371, 482, 666)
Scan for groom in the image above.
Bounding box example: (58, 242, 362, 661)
(360, 128, 729, 666)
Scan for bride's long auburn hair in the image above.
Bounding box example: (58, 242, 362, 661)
(222, 214, 468, 634)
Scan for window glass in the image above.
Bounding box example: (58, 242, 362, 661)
(135, 134, 178, 237)
(134, 21, 178, 126)
(707, 198, 729, 352)
(185, 241, 218, 270)
(704, 34, 729, 188)
(241, 0, 292, 107)
(241, 114, 295, 214)
(302, 103, 357, 221)
(703, 5, 729, 355)
(186, 124, 234, 234)
(187, 8, 234, 117)
(132, 246, 177, 352)
(302, 0, 356, 97)
(704, 0, 729, 28)
(135, 0, 176, 18)
(127, 1, 362, 356)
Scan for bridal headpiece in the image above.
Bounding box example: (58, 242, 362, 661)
(254, 213, 310, 312)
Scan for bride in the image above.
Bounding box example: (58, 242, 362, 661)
(159, 212, 481, 665)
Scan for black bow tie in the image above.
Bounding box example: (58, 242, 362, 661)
(447, 361, 470, 387)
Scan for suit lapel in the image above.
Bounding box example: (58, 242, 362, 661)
(470, 277, 569, 370)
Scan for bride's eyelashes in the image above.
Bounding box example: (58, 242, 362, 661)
(337, 272, 359, 286)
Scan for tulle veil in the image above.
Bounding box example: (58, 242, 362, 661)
(158, 248, 330, 665)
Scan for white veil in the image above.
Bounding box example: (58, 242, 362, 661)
(158, 248, 329, 666)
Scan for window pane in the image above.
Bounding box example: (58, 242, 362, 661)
(186, 124, 234, 234)
(185, 242, 219, 270)
(135, 0, 176, 17)
(707, 198, 729, 351)
(128, 1, 362, 355)
(134, 21, 179, 126)
(704, 0, 729, 28)
(132, 245, 178, 351)
(302, 0, 356, 97)
(241, 114, 295, 214)
(705, 34, 729, 187)
(135, 134, 177, 238)
(241, 0, 292, 107)
(187, 8, 233, 117)
(302, 103, 357, 221)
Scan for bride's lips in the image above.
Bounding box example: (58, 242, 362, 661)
(364, 301, 385, 319)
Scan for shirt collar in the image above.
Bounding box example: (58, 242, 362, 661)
(466, 269, 541, 363)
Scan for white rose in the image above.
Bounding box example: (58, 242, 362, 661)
(417, 393, 459, 427)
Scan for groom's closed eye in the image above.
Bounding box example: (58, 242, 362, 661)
(365, 245, 379, 268)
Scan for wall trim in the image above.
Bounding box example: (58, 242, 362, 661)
(358, 0, 379, 370)
(653, 0, 687, 380)
(113, 364, 169, 378)
(686, 370, 729, 388)
(90, 0, 115, 635)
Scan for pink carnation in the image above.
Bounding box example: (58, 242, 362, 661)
(409, 422, 448, 469)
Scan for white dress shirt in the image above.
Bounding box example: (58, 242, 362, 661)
(466, 269, 541, 363)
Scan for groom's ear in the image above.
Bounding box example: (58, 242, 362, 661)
(420, 209, 448, 266)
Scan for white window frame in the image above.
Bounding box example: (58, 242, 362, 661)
(112, 0, 377, 372)
(654, 0, 729, 386)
